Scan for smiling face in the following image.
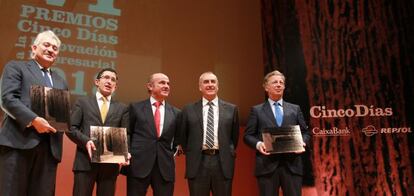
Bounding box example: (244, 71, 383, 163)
(147, 73, 170, 101)
(31, 37, 59, 68)
(264, 74, 285, 101)
(95, 70, 118, 97)
(199, 72, 219, 101)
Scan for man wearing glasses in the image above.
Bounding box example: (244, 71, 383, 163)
(66, 68, 130, 196)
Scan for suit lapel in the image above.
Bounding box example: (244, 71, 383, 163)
(105, 99, 117, 124)
(194, 100, 204, 131)
(162, 103, 173, 137)
(144, 99, 157, 138)
(217, 99, 225, 142)
(263, 101, 277, 127)
(281, 101, 289, 127)
(27, 60, 46, 86)
(89, 95, 102, 124)
(50, 69, 64, 89)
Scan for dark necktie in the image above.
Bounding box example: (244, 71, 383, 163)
(153, 101, 162, 138)
(206, 102, 215, 149)
(41, 68, 52, 87)
(274, 102, 283, 126)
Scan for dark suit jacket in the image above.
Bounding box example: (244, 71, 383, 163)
(0, 60, 68, 162)
(124, 99, 180, 182)
(243, 100, 310, 176)
(180, 99, 239, 179)
(66, 95, 129, 171)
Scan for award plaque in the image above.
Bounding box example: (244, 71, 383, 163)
(90, 126, 129, 163)
(262, 125, 305, 154)
(30, 85, 70, 131)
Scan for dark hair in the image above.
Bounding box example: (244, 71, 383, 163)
(96, 68, 118, 80)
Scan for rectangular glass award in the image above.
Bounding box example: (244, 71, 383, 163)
(262, 125, 305, 154)
(90, 126, 129, 163)
(30, 85, 70, 131)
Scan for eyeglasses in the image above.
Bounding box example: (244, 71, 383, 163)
(100, 75, 117, 82)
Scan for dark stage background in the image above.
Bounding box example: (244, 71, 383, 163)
(262, 0, 414, 195)
(1, 0, 413, 195)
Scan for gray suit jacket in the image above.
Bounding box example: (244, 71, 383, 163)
(123, 99, 180, 182)
(66, 95, 129, 171)
(0, 60, 68, 161)
(180, 99, 239, 179)
(243, 100, 310, 176)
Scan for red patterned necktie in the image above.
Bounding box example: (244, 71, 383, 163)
(153, 101, 162, 138)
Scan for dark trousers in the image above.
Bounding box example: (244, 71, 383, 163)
(188, 154, 232, 196)
(257, 165, 302, 196)
(127, 160, 174, 196)
(0, 140, 58, 196)
(73, 163, 119, 196)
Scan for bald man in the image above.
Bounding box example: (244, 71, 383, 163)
(122, 73, 181, 196)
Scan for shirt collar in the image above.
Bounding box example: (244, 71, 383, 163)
(96, 91, 112, 102)
(35, 60, 50, 72)
(203, 97, 218, 106)
(150, 96, 165, 106)
(268, 98, 283, 107)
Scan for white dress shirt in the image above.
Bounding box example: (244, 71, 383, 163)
(202, 97, 219, 149)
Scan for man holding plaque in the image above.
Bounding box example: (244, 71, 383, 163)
(243, 70, 310, 196)
(66, 68, 129, 196)
(0, 30, 68, 196)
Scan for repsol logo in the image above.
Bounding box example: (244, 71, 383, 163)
(310, 105, 392, 118)
(362, 125, 411, 136)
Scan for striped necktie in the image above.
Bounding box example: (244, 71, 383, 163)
(205, 102, 215, 149)
(41, 68, 52, 87)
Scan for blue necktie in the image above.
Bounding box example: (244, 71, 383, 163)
(41, 68, 52, 87)
(274, 102, 283, 126)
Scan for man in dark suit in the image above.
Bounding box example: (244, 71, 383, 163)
(180, 72, 239, 196)
(123, 73, 180, 196)
(243, 70, 311, 196)
(0, 30, 68, 196)
(66, 68, 129, 196)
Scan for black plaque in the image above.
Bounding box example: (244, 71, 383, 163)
(262, 125, 305, 154)
(90, 126, 129, 163)
(30, 85, 70, 131)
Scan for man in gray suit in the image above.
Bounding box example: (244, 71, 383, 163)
(0, 30, 68, 196)
(66, 68, 129, 196)
(243, 70, 310, 196)
(180, 72, 239, 196)
(123, 73, 181, 196)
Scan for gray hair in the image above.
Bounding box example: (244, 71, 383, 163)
(30, 30, 61, 59)
(263, 70, 285, 87)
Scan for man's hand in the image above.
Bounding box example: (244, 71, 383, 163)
(86, 140, 96, 159)
(257, 142, 271, 155)
(31, 117, 57, 133)
(119, 153, 131, 166)
(294, 142, 306, 154)
(175, 145, 184, 156)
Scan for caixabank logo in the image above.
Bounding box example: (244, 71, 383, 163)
(362, 125, 412, 136)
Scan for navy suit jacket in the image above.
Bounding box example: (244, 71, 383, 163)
(123, 99, 180, 182)
(180, 99, 239, 179)
(243, 100, 310, 176)
(0, 60, 68, 161)
(66, 95, 129, 171)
